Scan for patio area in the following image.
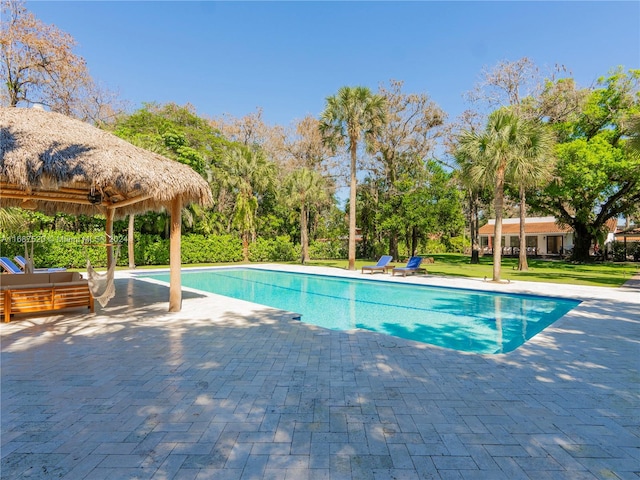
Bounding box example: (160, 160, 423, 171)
(2, 266, 639, 479)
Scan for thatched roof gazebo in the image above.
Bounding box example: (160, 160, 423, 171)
(0, 106, 213, 312)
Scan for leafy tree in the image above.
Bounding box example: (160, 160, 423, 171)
(320, 86, 386, 270)
(359, 158, 463, 259)
(530, 69, 640, 261)
(458, 109, 546, 281)
(113, 103, 233, 235)
(368, 79, 445, 259)
(284, 168, 329, 263)
(400, 160, 464, 256)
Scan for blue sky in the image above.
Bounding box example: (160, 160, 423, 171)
(28, 1, 640, 128)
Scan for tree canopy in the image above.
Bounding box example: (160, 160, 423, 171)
(530, 68, 640, 261)
(3, 2, 638, 268)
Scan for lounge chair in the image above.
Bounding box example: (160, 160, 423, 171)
(0, 257, 25, 274)
(361, 255, 393, 274)
(392, 256, 425, 276)
(14, 255, 67, 273)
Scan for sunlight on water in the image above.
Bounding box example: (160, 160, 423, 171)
(142, 268, 580, 354)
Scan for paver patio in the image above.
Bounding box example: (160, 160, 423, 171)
(2, 265, 639, 479)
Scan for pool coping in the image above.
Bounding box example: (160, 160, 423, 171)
(2, 264, 639, 479)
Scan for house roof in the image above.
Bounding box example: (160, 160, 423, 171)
(478, 217, 618, 236)
(479, 218, 572, 235)
(616, 226, 640, 239)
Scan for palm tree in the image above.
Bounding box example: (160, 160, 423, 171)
(458, 108, 536, 282)
(0, 207, 27, 232)
(509, 121, 555, 270)
(284, 168, 329, 264)
(224, 146, 275, 261)
(320, 86, 386, 270)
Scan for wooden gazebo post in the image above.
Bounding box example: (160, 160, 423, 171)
(1, 107, 213, 314)
(105, 207, 114, 267)
(169, 196, 182, 312)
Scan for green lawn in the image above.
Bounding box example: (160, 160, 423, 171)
(127, 253, 638, 288)
(296, 254, 640, 288)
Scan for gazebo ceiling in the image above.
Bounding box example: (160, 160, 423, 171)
(0, 107, 212, 216)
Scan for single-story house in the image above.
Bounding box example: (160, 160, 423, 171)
(478, 216, 618, 256)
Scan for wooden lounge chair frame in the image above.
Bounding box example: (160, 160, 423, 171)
(361, 255, 394, 274)
(0, 273, 94, 322)
(392, 257, 426, 276)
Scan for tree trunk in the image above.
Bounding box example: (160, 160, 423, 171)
(300, 206, 309, 264)
(128, 214, 136, 269)
(571, 223, 593, 262)
(105, 208, 114, 268)
(518, 185, 528, 271)
(492, 168, 505, 282)
(348, 140, 358, 270)
(242, 232, 250, 262)
(411, 227, 418, 257)
(389, 230, 399, 261)
(469, 189, 480, 264)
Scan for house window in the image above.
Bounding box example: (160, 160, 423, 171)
(480, 237, 489, 247)
(526, 236, 538, 248)
(509, 237, 520, 247)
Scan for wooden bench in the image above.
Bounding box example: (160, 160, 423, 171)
(0, 272, 94, 323)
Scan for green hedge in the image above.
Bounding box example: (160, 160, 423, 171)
(0, 231, 294, 267)
(0, 231, 116, 268)
(249, 236, 299, 262)
(181, 234, 243, 263)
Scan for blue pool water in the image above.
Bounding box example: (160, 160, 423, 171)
(141, 268, 580, 354)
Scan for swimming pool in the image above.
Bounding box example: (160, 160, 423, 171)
(141, 268, 580, 354)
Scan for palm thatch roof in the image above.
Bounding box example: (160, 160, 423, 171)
(0, 107, 212, 217)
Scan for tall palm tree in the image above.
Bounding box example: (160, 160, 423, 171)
(509, 121, 555, 270)
(284, 168, 329, 264)
(320, 86, 386, 270)
(458, 108, 535, 282)
(224, 146, 275, 261)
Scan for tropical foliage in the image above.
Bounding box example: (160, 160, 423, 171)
(1, 1, 638, 269)
(458, 109, 556, 281)
(529, 69, 640, 261)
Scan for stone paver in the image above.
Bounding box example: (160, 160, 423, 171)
(1, 266, 639, 479)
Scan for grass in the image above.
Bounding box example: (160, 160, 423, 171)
(296, 254, 640, 288)
(111, 253, 638, 288)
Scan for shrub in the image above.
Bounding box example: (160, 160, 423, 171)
(181, 234, 242, 263)
(0, 230, 127, 268)
(424, 239, 448, 254)
(249, 236, 298, 262)
(445, 236, 470, 254)
(309, 240, 346, 260)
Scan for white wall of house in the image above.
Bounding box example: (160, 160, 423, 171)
(480, 217, 575, 256)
